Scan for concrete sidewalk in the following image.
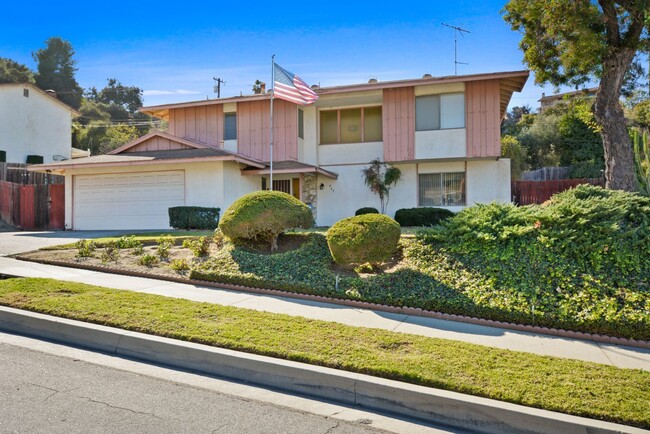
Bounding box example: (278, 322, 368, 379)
(1, 255, 649, 371)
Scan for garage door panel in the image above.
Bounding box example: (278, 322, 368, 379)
(73, 171, 185, 230)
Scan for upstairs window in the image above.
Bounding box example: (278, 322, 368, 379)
(319, 106, 383, 144)
(298, 108, 304, 139)
(415, 93, 465, 131)
(224, 113, 237, 140)
(418, 172, 465, 206)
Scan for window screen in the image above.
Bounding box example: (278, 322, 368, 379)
(320, 110, 338, 144)
(364, 106, 383, 142)
(340, 109, 362, 143)
(224, 113, 237, 140)
(440, 93, 465, 129)
(415, 95, 440, 131)
(419, 172, 465, 206)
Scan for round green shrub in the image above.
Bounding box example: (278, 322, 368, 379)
(326, 214, 401, 265)
(355, 207, 379, 216)
(219, 191, 313, 250)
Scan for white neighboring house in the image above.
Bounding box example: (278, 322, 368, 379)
(0, 83, 78, 164)
(31, 70, 529, 230)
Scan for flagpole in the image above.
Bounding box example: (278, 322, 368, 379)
(269, 54, 275, 191)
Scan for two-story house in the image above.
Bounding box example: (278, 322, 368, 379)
(0, 83, 78, 164)
(32, 70, 528, 230)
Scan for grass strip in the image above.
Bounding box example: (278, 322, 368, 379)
(41, 231, 215, 250)
(0, 277, 648, 428)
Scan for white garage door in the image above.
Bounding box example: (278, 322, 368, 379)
(73, 171, 185, 230)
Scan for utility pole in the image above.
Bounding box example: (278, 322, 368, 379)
(442, 23, 470, 75)
(213, 77, 225, 98)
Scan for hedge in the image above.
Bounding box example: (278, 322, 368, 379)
(355, 207, 379, 216)
(394, 207, 455, 226)
(168, 206, 220, 230)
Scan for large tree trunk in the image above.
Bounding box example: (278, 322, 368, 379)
(592, 48, 639, 191)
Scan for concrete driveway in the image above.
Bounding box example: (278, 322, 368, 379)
(0, 229, 136, 256)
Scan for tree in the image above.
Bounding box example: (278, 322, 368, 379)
(503, 0, 649, 191)
(501, 105, 532, 136)
(0, 58, 34, 84)
(32, 37, 83, 109)
(87, 78, 144, 115)
(556, 99, 605, 178)
(361, 159, 402, 214)
(501, 135, 529, 179)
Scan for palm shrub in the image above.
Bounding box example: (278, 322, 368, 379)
(219, 191, 313, 251)
(326, 214, 401, 266)
(361, 159, 401, 214)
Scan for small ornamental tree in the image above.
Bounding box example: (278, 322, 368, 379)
(219, 191, 313, 251)
(361, 159, 402, 214)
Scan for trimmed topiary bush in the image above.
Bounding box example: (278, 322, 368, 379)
(219, 191, 313, 251)
(394, 207, 455, 227)
(169, 206, 220, 230)
(355, 207, 379, 216)
(326, 214, 400, 265)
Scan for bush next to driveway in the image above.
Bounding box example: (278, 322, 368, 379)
(218, 191, 313, 251)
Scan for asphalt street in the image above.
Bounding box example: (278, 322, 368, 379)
(0, 339, 394, 434)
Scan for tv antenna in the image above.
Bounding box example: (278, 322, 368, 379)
(213, 77, 225, 98)
(442, 23, 470, 75)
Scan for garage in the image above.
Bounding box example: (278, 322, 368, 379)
(73, 171, 185, 230)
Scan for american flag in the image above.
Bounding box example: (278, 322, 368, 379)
(273, 63, 319, 105)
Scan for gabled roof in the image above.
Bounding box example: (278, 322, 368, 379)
(0, 83, 81, 116)
(241, 160, 338, 179)
(139, 70, 529, 121)
(107, 130, 210, 154)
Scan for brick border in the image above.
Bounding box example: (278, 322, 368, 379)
(12, 254, 650, 350)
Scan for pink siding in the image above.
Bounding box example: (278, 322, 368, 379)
(237, 99, 297, 161)
(383, 87, 415, 162)
(123, 136, 194, 152)
(466, 79, 501, 158)
(167, 105, 224, 148)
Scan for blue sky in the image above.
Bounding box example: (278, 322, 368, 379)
(1, 0, 595, 110)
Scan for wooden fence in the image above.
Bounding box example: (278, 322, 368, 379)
(0, 163, 65, 230)
(0, 162, 64, 185)
(512, 178, 604, 205)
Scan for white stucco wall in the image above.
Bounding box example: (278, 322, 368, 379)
(0, 85, 73, 164)
(300, 105, 318, 166)
(221, 161, 261, 206)
(316, 159, 511, 227)
(315, 163, 416, 226)
(318, 142, 384, 166)
(414, 128, 466, 159)
(466, 159, 511, 205)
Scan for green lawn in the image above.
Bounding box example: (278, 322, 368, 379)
(0, 277, 648, 428)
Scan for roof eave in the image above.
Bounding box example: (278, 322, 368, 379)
(29, 154, 266, 173)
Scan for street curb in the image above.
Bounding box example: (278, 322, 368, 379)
(0, 306, 646, 434)
(14, 255, 650, 350)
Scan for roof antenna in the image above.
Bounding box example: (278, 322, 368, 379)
(442, 23, 470, 75)
(213, 77, 225, 98)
